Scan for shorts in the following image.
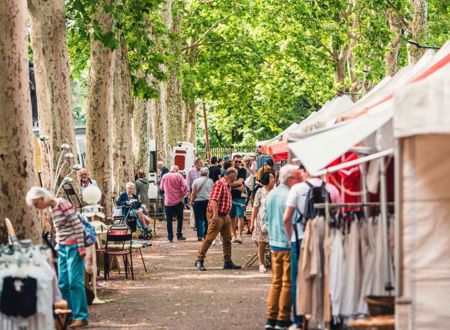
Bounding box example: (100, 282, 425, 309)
(231, 198, 246, 218)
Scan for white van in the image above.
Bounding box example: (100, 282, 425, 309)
(171, 142, 195, 175)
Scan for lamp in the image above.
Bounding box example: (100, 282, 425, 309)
(60, 143, 70, 150)
(82, 185, 102, 205)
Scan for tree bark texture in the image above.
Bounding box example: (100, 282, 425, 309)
(133, 98, 150, 172)
(409, 0, 428, 64)
(385, 9, 404, 76)
(86, 2, 114, 216)
(150, 93, 167, 163)
(28, 2, 53, 189)
(28, 0, 78, 176)
(185, 100, 197, 145)
(335, 45, 350, 85)
(112, 42, 134, 197)
(162, 0, 185, 151)
(0, 0, 39, 243)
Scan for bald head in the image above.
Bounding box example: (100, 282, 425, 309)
(79, 168, 89, 180)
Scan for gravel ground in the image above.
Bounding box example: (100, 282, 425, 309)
(87, 217, 270, 330)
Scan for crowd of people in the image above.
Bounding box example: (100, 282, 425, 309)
(23, 150, 341, 330)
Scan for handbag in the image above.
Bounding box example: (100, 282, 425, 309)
(78, 213, 97, 247)
(189, 209, 196, 229)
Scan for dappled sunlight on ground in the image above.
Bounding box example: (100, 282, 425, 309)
(88, 218, 269, 329)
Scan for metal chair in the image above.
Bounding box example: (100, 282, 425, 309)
(104, 225, 134, 280)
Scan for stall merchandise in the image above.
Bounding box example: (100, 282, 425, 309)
(0, 242, 60, 330)
(287, 40, 449, 330)
(296, 213, 394, 327)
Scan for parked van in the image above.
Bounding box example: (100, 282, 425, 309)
(171, 142, 195, 175)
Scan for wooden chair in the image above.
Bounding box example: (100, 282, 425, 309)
(54, 300, 71, 330)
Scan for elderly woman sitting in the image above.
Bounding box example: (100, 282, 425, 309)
(116, 182, 151, 228)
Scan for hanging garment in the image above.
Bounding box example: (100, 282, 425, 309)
(357, 218, 376, 314)
(329, 228, 344, 320)
(340, 218, 362, 316)
(0, 276, 37, 317)
(0, 247, 58, 330)
(310, 216, 326, 325)
(297, 220, 313, 316)
(323, 223, 332, 323)
(373, 215, 395, 296)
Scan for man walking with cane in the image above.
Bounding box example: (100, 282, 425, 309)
(195, 168, 242, 271)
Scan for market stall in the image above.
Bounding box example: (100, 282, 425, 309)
(285, 41, 449, 328)
(393, 45, 450, 330)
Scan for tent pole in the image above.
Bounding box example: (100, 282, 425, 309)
(313, 148, 394, 177)
(394, 139, 403, 297)
(380, 156, 394, 294)
(360, 161, 369, 219)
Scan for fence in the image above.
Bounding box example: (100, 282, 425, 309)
(196, 147, 253, 160)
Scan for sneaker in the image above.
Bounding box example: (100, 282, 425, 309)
(275, 320, 293, 330)
(265, 319, 277, 330)
(177, 236, 187, 241)
(168, 239, 174, 243)
(197, 238, 203, 241)
(195, 260, 206, 271)
(231, 236, 237, 243)
(236, 236, 243, 244)
(223, 261, 242, 270)
(259, 264, 267, 273)
(288, 324, 302, 330)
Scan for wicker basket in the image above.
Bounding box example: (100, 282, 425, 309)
(365, 295, 395, 317)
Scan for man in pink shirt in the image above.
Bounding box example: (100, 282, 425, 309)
(160, 165, 189, 242)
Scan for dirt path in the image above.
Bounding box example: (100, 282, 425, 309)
(88, 217, 270, 330)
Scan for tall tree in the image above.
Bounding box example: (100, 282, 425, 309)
(86, 0, 115, 215)
(0, 0, 39, 242)
(112, 42, 134, 196)
(28, 0, 79, 188)
(161, 0, 185, 150)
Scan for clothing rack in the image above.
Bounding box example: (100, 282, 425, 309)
(314, 202, 395, 209)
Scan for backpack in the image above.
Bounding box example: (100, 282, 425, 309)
(78, 213, 97, 247)
(297, 180, 331, 227)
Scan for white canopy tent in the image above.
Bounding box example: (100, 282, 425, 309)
(393, 44, 450, 330)
(288, 48, 440, 176)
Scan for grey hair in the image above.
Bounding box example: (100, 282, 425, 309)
(125, 182, 135, 189)
(200, 167, 209, 176)
(26, 187, 53, 206)
(224, 168, 237, 177)
(279, 164, 299, 185)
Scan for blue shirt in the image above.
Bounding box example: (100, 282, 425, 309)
(266, 184, 290, 249)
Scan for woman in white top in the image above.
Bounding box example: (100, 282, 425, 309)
(190, 167, 214, 241)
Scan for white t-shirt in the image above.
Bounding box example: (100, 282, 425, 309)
(286, 178, 341, 241)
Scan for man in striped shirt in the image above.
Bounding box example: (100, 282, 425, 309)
(195, 168, 242, 271)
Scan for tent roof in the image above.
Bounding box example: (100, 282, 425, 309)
(288, 45, 449, 174)
(394, 41, 450, 138)
(289, 102, 393, 175)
